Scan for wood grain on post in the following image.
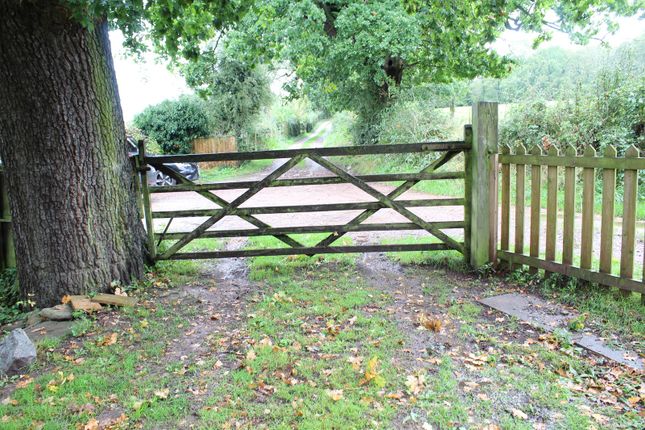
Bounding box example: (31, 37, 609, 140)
(463, 125, 473, 262)
(137, 140, 156, 260)
(514, 144, 526, 269)
(620, 145, 639, 297)
(529, 145, 542, 274)
(562, 144, 576, 266)
(580, 145, 596, 270)
(469, 102, 498, 267)
(545, 145, 559, 272)
(500, 144, 510, 257)
(599, 145, 617, 274)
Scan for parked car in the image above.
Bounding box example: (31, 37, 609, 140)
(126, 137, 199, 186)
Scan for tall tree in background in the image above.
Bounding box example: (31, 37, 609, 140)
(0, 0, 250, 306)
(225, 0, 641, 143)
(181, 49, 272, 148)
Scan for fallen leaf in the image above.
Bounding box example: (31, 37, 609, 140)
(405, 374, 426, 395)
(417, 313, 442, 332)
(154, 388, 170, 400)
(83, 418, 99, 430)
(97, 333, 118, 347)
(326, 389, 343, 401)
(510, 408, 528, 420)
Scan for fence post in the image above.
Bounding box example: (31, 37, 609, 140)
(469, 101, 498, 268)
(0, 169, 16, 270)
(137, 140, 156, 260)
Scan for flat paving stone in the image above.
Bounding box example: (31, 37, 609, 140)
(24, 320, 74, 343)
(479, 293, 643, 371)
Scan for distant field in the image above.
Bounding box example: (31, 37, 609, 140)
(440, 104, 512, 140)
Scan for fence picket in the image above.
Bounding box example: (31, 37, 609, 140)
(580, 146, 596, 270)
(620, 145, 639, 297)
(600, 145, 617, 274)
(514, 144, 526, 268)
(529, 144, 542, 274)
(500, 145, 510, 258)
(545, 145, 559, 274)
(562, 145, 576, 266)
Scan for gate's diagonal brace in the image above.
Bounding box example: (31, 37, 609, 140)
(315, 150, 461, 247)
(155, 165, 304, 249)
(308, 154, 463, 253)
(158, 155, 306, 259)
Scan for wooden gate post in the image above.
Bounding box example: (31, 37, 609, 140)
(468, 101, 499, 267)
(137, 140, 156, 260)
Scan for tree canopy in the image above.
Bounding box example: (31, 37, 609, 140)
(221, 0, 641, 122)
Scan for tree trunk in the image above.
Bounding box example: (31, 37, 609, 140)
(0, 1, 146, 307)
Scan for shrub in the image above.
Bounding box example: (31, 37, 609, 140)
(0, 268, 20, 325)
(125, 125, 163, 155)
(133, 95, 210, 154)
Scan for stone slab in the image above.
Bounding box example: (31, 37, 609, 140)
(479, 293, 643, 371)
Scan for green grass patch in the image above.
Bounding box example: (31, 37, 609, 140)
(0, 303, 191, 429)
(380, 236, 469, 273)
(199, 247, 407, 429)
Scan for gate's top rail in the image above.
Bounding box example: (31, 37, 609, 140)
(143, 141, 469, 164)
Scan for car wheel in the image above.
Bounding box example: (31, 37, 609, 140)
(155, 172, 176, 186)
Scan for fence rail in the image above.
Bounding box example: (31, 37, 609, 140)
(498, 143, 644, 297)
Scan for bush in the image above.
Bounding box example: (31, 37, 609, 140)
(0, 268, 21, 325)
(500, 53, 644, 196)
(125, 125, 163, 155)
(133, 95, 210, 154)
(377, 99, 451, 144)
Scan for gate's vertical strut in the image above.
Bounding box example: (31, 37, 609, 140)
(137, 139, 156, 260)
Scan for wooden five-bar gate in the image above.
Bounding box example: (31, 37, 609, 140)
(137, 138, 474, 261)
(133, 101, 643, 301)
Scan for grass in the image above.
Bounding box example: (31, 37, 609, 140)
(380, 236, 470, 273)
(0, 300, 191, 429)
(197, 236, 405, 428)
(2, 240, 642, 428)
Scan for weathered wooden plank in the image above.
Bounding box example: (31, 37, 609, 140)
(562, 144, 576, 266)
(620, 145, 639, 296)
(580, 146, 596, 270)
(500, 144, 510, 254)
(599, 145, 617, 274)
(149, 172, 466, 193)
(159, 154, 306, 260)
(529, 145, 542, 274)
(144, 141, 470, 163)
(91, 293, 138, 307)
(68, 295, 102, 312)
(151, 198, 466, 219)
(470, 101, 498, 267)
(157, 221, 466, 240)
(156, 165, 304, 249)
(315, 149, 462, 248)
(498, 153, 645, 170)
(167, 243, 456, 260)
(309, 154, 464, 252)
(137, 140, 156, 260)
(514, 144, 526, 268)
(545, 145, 559, 268)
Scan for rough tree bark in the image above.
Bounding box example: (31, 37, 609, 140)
(0, 1, 147, 307)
